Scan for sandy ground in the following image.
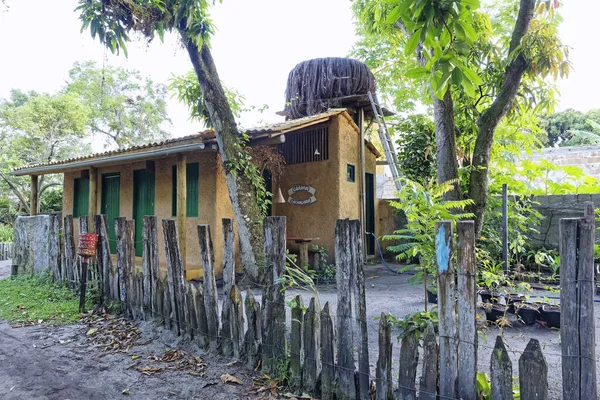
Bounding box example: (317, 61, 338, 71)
(1, 260, 598, 399)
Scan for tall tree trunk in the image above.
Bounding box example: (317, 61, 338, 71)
(434, 88, 460, 200)
(468, 0, 536, 237)
(179, 32, 263, 279)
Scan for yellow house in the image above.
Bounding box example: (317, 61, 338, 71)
(12, 109, 381, 279)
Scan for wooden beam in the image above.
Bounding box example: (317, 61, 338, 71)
(177, 153, 187, 271)
(88, 167, 98, 218)
(30, 175, 38, 216)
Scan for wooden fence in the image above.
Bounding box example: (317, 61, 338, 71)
(40, 206, 597, 399)
(0, 242, 11, 261)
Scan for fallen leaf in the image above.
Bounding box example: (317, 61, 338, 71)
(131, 355, 141, 361)
(220, 373, 243, 385)
(122, 388, 130, 395)
(226, 360, 240, 367)
(87, 328, 98, 336)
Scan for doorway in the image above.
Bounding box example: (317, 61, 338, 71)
(101, 173, 120, 254)
(365, 172, 375, 256)
(133, 169, 155, 257)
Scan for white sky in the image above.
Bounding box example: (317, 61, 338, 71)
(0, 0, 597, 139)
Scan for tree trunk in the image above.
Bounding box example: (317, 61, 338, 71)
(434, 88, 460, 200)
(0, 171, 30, 214)
(467, 0, 536, 237)
(179, 33, 263, 279)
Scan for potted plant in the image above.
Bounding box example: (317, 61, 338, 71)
(540, 304, 560, 328)
(483, 302, 508, 323)
(515, 303, 540, 325)
(478, 270, 502, 304)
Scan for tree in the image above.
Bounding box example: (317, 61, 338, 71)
(354, 0, 569, 237)
(0, 91, 89, 213)
(394, 114, 437, 184)
(542, 108, 600, 146)
(65, 60, 171, 149)
(75, 0, 266, 279)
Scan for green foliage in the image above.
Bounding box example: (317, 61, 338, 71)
(542, 108, 600, 146)
(0, 223, 13, 243)
(169, 70, 245, 128)
(394, 114, 436, 184)
(39, 187, 63, 214)
(384, 178, 473, 306)
(312, 245, 336, 283)
(386, 311, 438, 340)
(0, 274, 85, 326)
(65, 60, 170, 148)
(476, 371, 491, 400)
(564, 119, 600, 146)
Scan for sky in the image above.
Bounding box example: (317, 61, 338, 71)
(0, 0, 597, 140)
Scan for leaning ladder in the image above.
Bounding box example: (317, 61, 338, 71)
(367, 92, 402, 191)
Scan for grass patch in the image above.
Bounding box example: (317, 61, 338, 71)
(0, 274, 84, 326)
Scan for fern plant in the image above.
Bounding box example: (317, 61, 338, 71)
(384, 178, 473, 310)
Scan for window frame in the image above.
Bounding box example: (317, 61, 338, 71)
(347, 164, 356, 183)
(73, 176, 90, 218)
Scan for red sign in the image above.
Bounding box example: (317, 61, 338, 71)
(77, 234, 99, 258)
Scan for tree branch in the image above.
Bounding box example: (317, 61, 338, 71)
(0, 170, 30, 214)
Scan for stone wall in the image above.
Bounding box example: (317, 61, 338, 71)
(530, 194, 600, 249)
(13, 214, 60, 276)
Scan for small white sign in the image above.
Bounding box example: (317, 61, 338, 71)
(288, 185, 317, 206)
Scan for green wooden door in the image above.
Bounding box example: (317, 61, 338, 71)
(365, 173, 375, 256)
(101, 173, 120, 254)
(133, 169, 155, 257)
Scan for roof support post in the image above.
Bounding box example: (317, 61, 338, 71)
(88, 167, 98, 220)
(30, 174, 38, 216)
(177, 153, 187, 273)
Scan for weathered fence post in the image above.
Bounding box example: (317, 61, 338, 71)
(198, 225, 220, 352)
(302, 297, 319, 395)
(229, 285, 244, 359)
(419, 323, 438, 400)
(376, 312, 393, 400)
(398, 331, 419, 400)
(125, 220, 135, 316)
(457, 220, 477, 400)
(142, 216, 159, 319)
(64, 215, 75, 288)
(94, 215, 112, 302)
(261, 216, 287, 376)
(490, 336, 513, 400)
(519, 338, 548, 400)
(320, 302, 335, 400)
(435, 221, 457, 399)
(162, 219, 186, 335)
(243, 290, 261, 368)
(115, 217, 129, 307)
(220, 218, 235, 357)
(48, 213, 61, 282)
(560, 201, 597, 400)
(335, 219, 357, 400)
(290, 295, 304, 391)
(191, 284, 208, 348)
(351, 219, 370, 400)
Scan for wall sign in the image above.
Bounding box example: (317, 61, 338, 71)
(288, 185, 317, 206)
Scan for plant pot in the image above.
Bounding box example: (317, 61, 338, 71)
(427, 290, 438, 304)
(541, 304, 560, 328)
(507, 294, 525, 314)
(516, 304, 540, 325)
(479, 289, 500, 304)
(485, 305, 507, 322)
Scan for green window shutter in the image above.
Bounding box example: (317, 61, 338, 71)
(172, 162, 199, 218)
(73, 177, 89, 218)
(186, 163, 199, 217)
(172, 165, 177, 217)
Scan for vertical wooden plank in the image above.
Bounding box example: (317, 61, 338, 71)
(220, 218, 235, 357)
(457, 220, 477, 400)
(30, 175, 38, 216)
(376, 312, 392, 400)
(560, 217, 580, 400)
(142, 216, 159, 319)
(419, 323, 438, 400)
(320, 302, 335, 400)
(154, 277, 163, 322)
(115, 217, 128, 306)
(94, 215, 113, 302)
(302, 297, 319, 395)
(490, 336, 513, 400)
(185, 282, 198, 340)
(290, 295, 304, 391)
(198, 224, 220, 351)
(243, 290, 261, 368)
(230, 285, 244, 359)
(88, 167, 98, 217)
(48, 213, 61, 282)
(177, 153, 187, 271)
(193, 284, 209, 349)
(398, 332, 419, 400)
(578, 202, 597, 400)
(261, 216, 287, 376)
(351, 219, 369, 400)
(519, 339, 548, 400)
(436, 220, 457, 399)
(163, 277, 172, 329)
(162, 219, 186, 335)
(335, 219, 356, 400)
(125, 220, 135, 317)
(79, 215, 89, 234)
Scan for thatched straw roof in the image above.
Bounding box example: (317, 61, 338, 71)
(282, 58, 376, 120)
